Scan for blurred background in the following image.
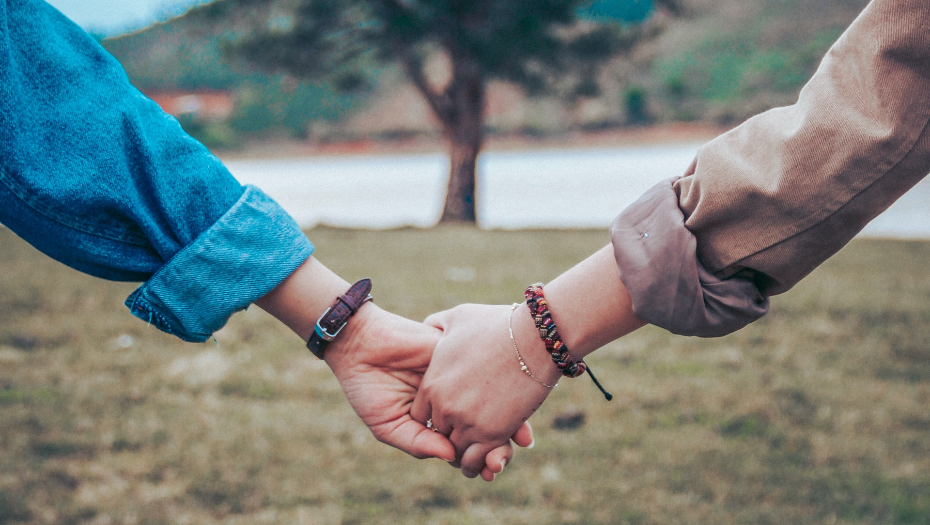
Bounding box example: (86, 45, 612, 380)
(51, 0, 861, 146)
(4, 1, 930, 524)
(42, 0, 930, 234)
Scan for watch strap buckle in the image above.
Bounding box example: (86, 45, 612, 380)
(306, 279, 373, 359)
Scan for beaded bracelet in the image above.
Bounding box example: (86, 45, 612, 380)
(525, 284, 613, 401)
(525, 284, 586, 378)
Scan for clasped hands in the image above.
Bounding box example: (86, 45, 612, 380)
(324, 300, 560, 482)
(258, 247, 636, 481)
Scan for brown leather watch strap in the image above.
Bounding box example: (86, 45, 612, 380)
(306, 278, 373, 359)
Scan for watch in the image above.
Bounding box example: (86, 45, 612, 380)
(306, 278, 373, 359)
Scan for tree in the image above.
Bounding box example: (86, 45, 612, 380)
(195, 0, 680, 223)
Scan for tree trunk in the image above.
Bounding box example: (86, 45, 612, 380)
(438, 58, 485, 224)
(440, 128, 482, 223)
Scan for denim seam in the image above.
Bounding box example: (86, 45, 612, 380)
(125, 291, 178, 339)
(0, 165, 150, 247)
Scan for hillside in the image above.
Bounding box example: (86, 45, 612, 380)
(102, 0, 871, 146)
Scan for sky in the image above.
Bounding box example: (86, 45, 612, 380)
(44, 0, 205, 35)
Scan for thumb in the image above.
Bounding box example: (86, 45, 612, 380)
(415, 430, 457, 462)
(424, 309, 453, 331)
(380, 418, 456, 462)
(511, 420, 535, 449)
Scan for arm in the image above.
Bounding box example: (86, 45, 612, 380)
(254, 257, 455, 459)
(0, 0, 526, 465)
(0, 0, 302, 342)
(419, 0, 930, 476)
(416, 246, 642, 477)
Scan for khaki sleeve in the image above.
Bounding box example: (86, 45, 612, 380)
(611, 0, 930, 336)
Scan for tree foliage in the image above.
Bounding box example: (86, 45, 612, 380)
(199, 0, 677, 95)
(192, 0, 680, 222)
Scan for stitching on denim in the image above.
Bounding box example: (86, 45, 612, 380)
(0, 165, 151, 247)
(128, 291, 212, 343)
(128, 295, 175, 337)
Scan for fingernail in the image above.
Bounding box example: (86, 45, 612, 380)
(528, 437, 535, 449)
(499, 458, 507, 472)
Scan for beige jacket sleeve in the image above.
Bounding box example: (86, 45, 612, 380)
(611, 0, 930, 337)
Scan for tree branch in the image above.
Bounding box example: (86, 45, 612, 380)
(396, 46, 454, 125)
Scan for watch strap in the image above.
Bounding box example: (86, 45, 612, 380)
(306, 278, 373, 359)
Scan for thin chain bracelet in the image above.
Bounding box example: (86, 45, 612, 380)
(509, 303, 557, 389)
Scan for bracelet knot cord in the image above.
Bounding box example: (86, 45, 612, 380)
(524, 284, 613, 401)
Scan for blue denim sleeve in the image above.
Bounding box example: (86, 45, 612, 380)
(0, 0, 314, 342)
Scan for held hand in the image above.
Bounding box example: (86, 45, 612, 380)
(255, 257, 535, 472)
(323, 303, 532, 479)
(323, 304, 457, 461)
(414, 303, 560, 478)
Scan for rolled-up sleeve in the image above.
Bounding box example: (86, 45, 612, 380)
(124, 186, 313, 342)
(0, 0, 313, 342)
(612, 0, 930, 336)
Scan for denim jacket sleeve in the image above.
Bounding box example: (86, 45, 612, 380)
(0, 0, 314, 342)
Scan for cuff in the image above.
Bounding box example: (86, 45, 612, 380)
(124, 185, 314, 342)
(610, 178, 769, 337)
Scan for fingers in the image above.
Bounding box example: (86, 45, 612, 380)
(511, 420, 535, 449)
(459, 443, 499, 479)
(479, 443, 514, 481)
(376, 418, 456, 462)
(409, 394, 461, 463)
(409, 390, 432, 431)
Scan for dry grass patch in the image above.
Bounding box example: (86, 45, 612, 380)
(2, 227, 929, 524)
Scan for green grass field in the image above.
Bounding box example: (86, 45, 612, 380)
(2, 226, 929, 525)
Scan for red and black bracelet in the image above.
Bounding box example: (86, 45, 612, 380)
(525, 284, 613, 401)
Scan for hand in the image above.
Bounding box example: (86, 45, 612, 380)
(323, 303, 534, 475)
(323, 303, 455, 460)
(414, 303, 560, 478)
(255, 256, 533, 474)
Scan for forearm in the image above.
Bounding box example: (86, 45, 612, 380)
(0, 0, 315, 342)
(541, 245, 645, 360)
(254, 256, 352, 342)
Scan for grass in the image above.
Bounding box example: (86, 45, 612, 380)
(2, 226, 930, 524)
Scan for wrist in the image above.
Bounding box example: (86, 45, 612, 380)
(322, 301, 379, 371)
(536, 286, 596, 360)
(305, 278, 373, 359)
(255, 256, 351, 340)
(512, 302, 563, 386)
(538, 245, 646, 359)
